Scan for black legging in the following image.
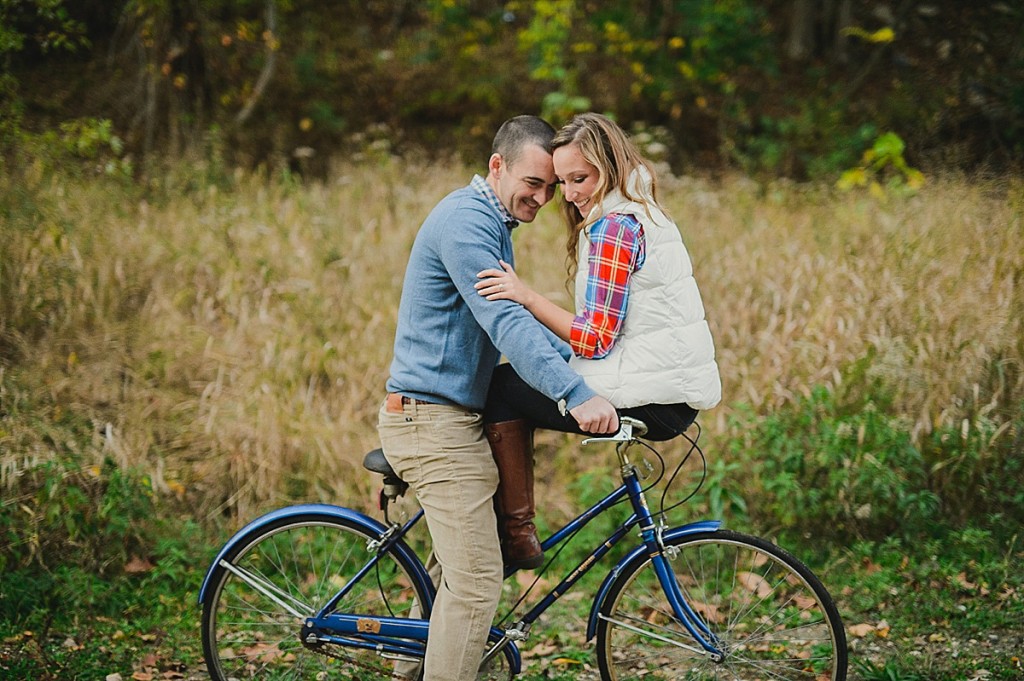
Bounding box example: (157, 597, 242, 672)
(483, 363, 698, 442)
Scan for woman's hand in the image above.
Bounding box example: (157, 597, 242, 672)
(475, 260, 535, 307)
(477, 260, 575, 342)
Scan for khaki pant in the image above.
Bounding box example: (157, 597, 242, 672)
(377, 397, 503, 681)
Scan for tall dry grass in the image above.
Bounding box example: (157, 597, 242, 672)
(1, 161, 1021, 522)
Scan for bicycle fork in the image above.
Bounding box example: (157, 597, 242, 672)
(611, 442, 726, 663)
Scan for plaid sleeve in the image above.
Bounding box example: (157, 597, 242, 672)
(569, 213, 645, 359)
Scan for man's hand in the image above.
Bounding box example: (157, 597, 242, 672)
(569, 395, 619, 434)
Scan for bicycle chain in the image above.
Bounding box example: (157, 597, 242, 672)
(304, 638, 400, 677)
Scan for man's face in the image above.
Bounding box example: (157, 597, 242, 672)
(488, 144, 558, 223)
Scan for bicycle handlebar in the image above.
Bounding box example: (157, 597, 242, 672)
(582, 415, 648, 445)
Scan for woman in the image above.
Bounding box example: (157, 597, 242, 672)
(474, 112, 722, 569)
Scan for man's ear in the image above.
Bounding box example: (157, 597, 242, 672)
(487, 152, 503, 179)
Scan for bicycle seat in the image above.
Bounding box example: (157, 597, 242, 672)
(363, 448, 398, 478)
(364, 448, 409, 503)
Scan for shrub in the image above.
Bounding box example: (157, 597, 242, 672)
(737, 380, 1023, 545)
(0, 455, 157, 575)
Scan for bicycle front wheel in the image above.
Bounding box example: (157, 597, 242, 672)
(201, 514, 431, 680)
(596, 529, 847, 681)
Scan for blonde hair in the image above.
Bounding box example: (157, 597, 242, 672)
(551, 113, 660, 277)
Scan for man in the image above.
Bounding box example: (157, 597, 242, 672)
(377, 115, 618, 681)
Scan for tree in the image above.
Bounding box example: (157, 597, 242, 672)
(0, 0, 88, 148)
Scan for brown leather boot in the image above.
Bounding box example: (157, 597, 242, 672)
(486, 419, 544, 570)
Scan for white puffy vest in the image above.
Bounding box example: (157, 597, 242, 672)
(568, 203, 722, 410)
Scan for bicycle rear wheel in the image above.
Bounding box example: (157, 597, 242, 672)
(596, 529, 847, 681)
(201, 514, 431, 680)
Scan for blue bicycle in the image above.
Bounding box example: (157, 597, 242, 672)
(199, 417, 847, 680)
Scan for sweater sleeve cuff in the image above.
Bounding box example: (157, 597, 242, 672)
(562, 381, 598, 412)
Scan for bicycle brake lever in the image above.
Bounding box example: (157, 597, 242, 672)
(582, 421, 633, 445)
(582, 416, 648, 445)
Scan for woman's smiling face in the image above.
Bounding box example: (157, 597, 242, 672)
(553, 143, 600, 215)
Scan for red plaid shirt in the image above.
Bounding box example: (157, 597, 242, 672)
(569, 213, 646, 359)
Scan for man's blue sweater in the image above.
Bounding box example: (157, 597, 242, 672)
(385, 182, 596, 412)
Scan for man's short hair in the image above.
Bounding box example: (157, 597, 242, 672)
(492, 115, 556, 166)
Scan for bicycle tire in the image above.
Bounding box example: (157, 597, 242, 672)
(201, 513, 432, 680)
(595, 529, 847, 681)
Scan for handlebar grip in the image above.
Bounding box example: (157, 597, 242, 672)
(619, 416, 648, 437)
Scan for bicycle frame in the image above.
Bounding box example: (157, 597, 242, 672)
(199, 438, 727, 673)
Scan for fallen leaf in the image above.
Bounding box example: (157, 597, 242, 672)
(690, 599, 723, 624)
(737, 571, 772, 598)
(861, 558, 882, 574)
(131, 673, 153, 681)
(125, 557, 154, 574)
(848, 623, 875, 638)
(956, 572, 977, 590)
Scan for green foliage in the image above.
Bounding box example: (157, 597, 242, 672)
(518, 0, 575, 83)
(854, 658, 924, 681)
(0, 0, 88, 57)
(738, 385, 935, 540)
(736, 376, 1023, 545)
(0, 513, 208, 678)
(2, 1, 1018, 176)
(0, 455, 157, 576)
(0, 0, 90, 161)
(695, 455, 749, 523)
(920, 405, 1024, 528)
(539, 90, 592, 125)
(837, 132, 925, 197)
(52, 117, 133, 178)
(3, 116, 133, 182)
(730, 99, 880, 178)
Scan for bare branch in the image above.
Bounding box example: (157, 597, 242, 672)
(234, 0, 277, 126)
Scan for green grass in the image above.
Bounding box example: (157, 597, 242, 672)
(2, 507, 1021, 680)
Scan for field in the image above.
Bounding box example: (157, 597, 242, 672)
(1, 160, 1022, 679)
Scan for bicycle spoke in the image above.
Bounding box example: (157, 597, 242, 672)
(202, 517, 430, 680)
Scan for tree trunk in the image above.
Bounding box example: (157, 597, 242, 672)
(786, 0, 814, 61)
(833, 0, 852, 64)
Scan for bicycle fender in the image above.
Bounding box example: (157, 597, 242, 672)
(198, 503, 431, 606)
(585, 520, 721, 640)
